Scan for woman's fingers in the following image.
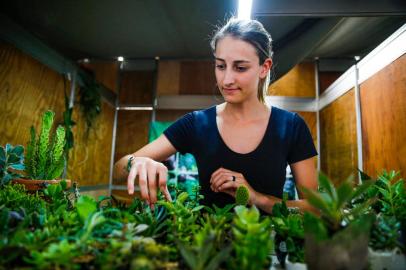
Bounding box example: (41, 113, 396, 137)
(211, 171, 234, 191)
(158, 165, 172, 202)
(138, 162, 150, 203)
(147, 165, 158, 205)
(127, 163, 138, 195)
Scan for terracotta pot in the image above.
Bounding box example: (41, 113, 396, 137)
(12, 179, 72, 191)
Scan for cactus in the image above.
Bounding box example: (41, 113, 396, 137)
(235, 185, 250, 206)
(25, 110, 67, 180)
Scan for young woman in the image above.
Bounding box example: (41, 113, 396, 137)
(113, 18, 318, 214)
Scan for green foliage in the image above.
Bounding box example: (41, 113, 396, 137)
(0, 144, 25, 186)
(61, 91, 76, 158)
(357, 170, 406, 251)
(231, 205, 273, 270)
(271, 198, 305, 263)
(178, 221, 232, 270)
(235, 185, 250, 205)
(369, 214, 402, 251)
(25, 110, 67, 180)
(79, 72, 102, 133)
(158, 192, 203, 244)
(300, 172, 374, 233)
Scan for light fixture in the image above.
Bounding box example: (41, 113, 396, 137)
(354, 56, 361, 61)
(117, 56, 124, 62)
(238, 0, 253, 20)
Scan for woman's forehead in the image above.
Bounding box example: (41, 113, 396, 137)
(215, 36, 259, 63)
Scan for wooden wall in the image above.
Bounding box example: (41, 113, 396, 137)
(0, 42, 66, 148)
(360, 54, 406, 178)
(67, 100, 115, 186)
(82, 61, 119, 94)
(268, 62, 315, 97)
(157, 60, 216, 96)
(319, 71, 342, 94)
(320, 90, 358, 185)
(119, 71, 154, 104)
(0, 42, 115, 193)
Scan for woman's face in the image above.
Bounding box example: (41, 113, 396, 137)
(214, 36, 269, 104)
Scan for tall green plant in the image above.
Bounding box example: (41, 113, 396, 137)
(25, 110, 67, 180)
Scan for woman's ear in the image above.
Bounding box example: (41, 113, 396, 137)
(260, 58, 272, 79)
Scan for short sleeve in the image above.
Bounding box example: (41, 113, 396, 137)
(287, 114, 318, 164)
(163, 112, 195, 154)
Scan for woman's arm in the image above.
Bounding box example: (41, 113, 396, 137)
(254, 157, 318, 213)
(113, 134, 177, 204)
(212, 157, 318, 214)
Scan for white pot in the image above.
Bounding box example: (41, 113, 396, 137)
(285, 255, 307, 270)
(368, 247, 406, 270)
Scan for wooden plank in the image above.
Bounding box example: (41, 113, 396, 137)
(155, 109, 193, 122)
(319, 71, 343, 95)
(320, 90, 358, 185)
(67, 100, 115, 186)
(179, 61, 217, 95)
(268, 62, 315, 97)
(81, 61, 118, 93)
(119, 71, 153, 104)
(0, 42, 65, 148)
(360, 54, 406, 179)
(157, 60, 180, 96)
(296, 111, 318, 160)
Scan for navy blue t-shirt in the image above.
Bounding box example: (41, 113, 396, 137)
(164, 106, 317, 208)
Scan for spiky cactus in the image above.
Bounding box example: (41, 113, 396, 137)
(25, 110, 67, 180)
(235, 185, 250, 206)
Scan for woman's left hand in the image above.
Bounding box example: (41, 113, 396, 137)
(210, 167, 258, 205)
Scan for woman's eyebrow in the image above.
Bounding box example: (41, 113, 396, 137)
(214, 57, 250, 64)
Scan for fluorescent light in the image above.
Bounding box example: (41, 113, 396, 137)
(117, 56, 124, 62)
(238, 0, 253, 20)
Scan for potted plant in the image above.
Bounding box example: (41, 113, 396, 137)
(12, 110, 71, 191)
(300, 173, 374, 270)
(0, 144, 25, 186)
(358, 170, 406, 270)
(271, 195, 306, 270)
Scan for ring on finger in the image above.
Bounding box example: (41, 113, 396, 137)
(231, 175, 236, 182)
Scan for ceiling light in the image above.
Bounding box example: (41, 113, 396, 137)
(238, 0, 253, 20)
(118, 56, 124, 62)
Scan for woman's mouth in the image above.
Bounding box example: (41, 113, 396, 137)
(222, 88, 239, 94)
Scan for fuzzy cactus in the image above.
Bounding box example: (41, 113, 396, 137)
(25, 110, 67, 180)
(235, 185, 250, 206)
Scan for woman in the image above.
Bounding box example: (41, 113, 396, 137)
(113, 18, 318, 214)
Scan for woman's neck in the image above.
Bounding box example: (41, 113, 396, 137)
(219, 99, 270, 122)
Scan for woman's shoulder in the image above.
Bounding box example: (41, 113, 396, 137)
(271, 106, 298, 122)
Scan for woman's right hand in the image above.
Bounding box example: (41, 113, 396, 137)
(127, 156, 172, 207)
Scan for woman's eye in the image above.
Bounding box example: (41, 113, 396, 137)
(235, 66, 247, 72)
(216, 64, 225, 70)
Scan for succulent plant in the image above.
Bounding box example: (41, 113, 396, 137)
(25, 110, 67, 180)
(0, 144, 25, 186)
(235, 185, 250, 205)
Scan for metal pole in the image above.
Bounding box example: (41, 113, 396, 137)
(314, 59, 321, 172)
(108, 62, 122, 196)
(354, 58, 363, 182)
(151, 57, 159, 122)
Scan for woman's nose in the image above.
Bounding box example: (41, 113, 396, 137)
(223, 69, 235, 85)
